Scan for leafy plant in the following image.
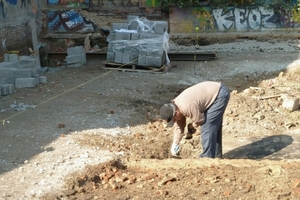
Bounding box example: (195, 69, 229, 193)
(157, 0, 297, 9)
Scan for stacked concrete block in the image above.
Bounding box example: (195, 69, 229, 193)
(15, 78, 36, 88)
(106, 16, 169, 68)
(39, 76, 47, 84)
(1, 84, 14, 96)
(4, 54, 19, 62)
(0, 54, 46, 94)
(66, 46, 86, 68)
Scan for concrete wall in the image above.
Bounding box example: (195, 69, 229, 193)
(170, 6, 300, 33)
(46, 0, 162, 33)
(44, 1, 300, 34)
(0, 0, 46, 59)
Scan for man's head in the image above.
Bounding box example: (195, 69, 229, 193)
(160, 103, 176, 127)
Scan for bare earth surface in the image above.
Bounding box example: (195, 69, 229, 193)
(1, 36, 300, 200)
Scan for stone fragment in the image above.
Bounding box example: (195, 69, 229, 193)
(281, 94, 299, 111)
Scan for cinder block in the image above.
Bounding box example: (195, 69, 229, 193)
(122, 53, 131, 64)
(30, 68, 39, 76)
(122, 32, 131, 40)
(130, 52, 139, 65)
(39, 76, 47, 83)
(107, 32, 116, 42)
(110, 41, 125, 52)
(66, 53, 86, 65)
(138, 53, 147, 66)
(147, 34, 163, 39)
(139, 33, 149, 39)
(127, 15, 139, 22)
(80, 53, 87, 65)
(0, 84, 14, 96)
(114, 31, 131, 40)
(66, 55, 83, 64)
(123, 47, 132, 54)
(131, 32, 140, 40)
(19, 56, 38, 66)
(67, 46, 85, 55)
(128, 20, 139, 30)
(0, 61, 17, 68)
(0, 68, 16, 84)
(4, 54, 19, 62)
(114, 52, 123, 63)
(67, 62, 82, 68)
(146, 55, 165, 67)
(154, 21, 168, 34)
(148, 48, 164, 57)
(0, 77, 8, 84)
(18, 58, 36, 69)
(1, 85, 9, 96)
(2, 54, 8, 61)
(15, 78, 36, 88)
(34, 76, 39, 84)
(111, 23, 128, 31)
(7, 84, 15, 94)
(115, 32, 123, 40)
(106, 51, 115, 63)
(13, 69, 32, 79)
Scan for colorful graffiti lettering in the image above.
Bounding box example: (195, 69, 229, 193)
(171, 6, 300, 33)
(277, 6, 294, 28)
(47, 0, 89, 8)
(5, 0, 17, 5)
(47, 9, 95, 32)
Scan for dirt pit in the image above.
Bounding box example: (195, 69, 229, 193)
(1, 37, 300, 199)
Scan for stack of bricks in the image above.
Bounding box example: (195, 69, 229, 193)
(66, 46, 86, 68)
(106, 16, 169, 68)
(0, 54, 46, 96)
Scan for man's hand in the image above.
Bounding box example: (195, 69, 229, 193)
(171, 143, 180, 157)
(187, 123, 196, 134)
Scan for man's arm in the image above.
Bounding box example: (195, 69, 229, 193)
(173, 117, 186, 144)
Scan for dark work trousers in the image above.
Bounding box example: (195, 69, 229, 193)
(200, 83, 230, 158)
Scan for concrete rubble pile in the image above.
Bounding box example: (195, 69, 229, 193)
(106, 16, 170, 68)
(0, 54, 46, 96)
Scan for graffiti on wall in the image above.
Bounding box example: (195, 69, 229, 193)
(5, 0, 17, 5)
(0, 0, 35, 19)
(212, 6, 278, 31)
(47, 0, 89, 9)
(47, 9, 96, 32)
(171, 5, 300, 33)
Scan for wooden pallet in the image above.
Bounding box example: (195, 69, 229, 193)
(101, 61, 171, 74)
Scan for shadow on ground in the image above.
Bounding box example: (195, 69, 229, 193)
(223, 135, 293, 160)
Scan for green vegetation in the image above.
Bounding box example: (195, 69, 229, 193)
(155, 0, 298, 8)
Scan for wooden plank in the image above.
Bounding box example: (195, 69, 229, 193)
(101, 61, 171, 74)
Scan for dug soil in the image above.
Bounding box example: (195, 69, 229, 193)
(1, 35, 300, 200)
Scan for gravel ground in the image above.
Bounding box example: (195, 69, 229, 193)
(1, 38, 300, 199)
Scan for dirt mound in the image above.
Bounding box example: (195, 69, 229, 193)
(1, 38, 300, 199)
(42, 158, 300, 200)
